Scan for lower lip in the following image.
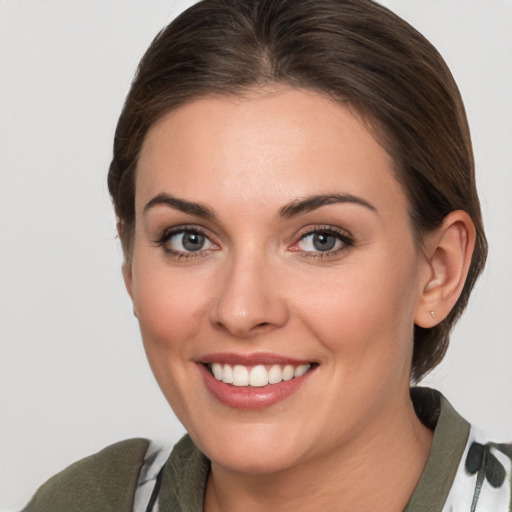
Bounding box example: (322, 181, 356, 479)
(198, 364, 315, 410)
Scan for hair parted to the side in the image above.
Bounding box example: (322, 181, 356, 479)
(108, 0, 487, 382)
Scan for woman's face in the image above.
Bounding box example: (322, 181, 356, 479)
(126, 87, 431, 473)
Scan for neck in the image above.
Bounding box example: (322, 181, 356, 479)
(204, 389, 433, 512)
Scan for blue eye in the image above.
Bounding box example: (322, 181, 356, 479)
(175, 231, 206, 251)
(156, 228, 217, 257)
(295, 228, 352, 255)
(307, 232, 337, 251)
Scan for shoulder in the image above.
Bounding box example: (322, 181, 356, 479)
(22, 438, 150, 512)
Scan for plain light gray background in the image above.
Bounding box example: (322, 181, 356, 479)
(1, 1, 511, 510)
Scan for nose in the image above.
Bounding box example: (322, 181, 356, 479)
(209, 252, 289, 338)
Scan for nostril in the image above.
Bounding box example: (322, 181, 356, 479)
(251, 322, 274, 333)
(209, 291, 290, 335)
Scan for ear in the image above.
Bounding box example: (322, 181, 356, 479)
(122, 261, 138, 318)
(122, 262, 134, 301)
(415, 210, 476, 328)
(118, 218, 135, 317)
(117, 220, 134, 301)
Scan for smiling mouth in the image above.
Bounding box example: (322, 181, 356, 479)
(206, 363, 314, 387)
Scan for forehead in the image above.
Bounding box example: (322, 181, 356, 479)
(135, 87, 406, 220)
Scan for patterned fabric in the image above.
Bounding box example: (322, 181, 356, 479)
(133, 442, 172, 512)
(443, 428, 512, 512)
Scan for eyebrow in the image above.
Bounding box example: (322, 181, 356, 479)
(143, 193, 215, 219)
(279, 193, 377, 219)
(143, 192, 376, 221)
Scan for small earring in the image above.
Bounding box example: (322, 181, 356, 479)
(430, 311, 436, 319)
(133, 308, 138, 318)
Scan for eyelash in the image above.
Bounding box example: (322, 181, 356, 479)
(153, 224, 354, 261)
(291, 226, 354, 259)
(154, 226, 217, 260)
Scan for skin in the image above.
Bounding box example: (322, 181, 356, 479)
(124, 87, 473, 511)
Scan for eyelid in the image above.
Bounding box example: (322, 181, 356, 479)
(153, 224, 219, 258)
(297, 224, 353, 242)
(154, 224, 207, 243)
(289, 225, 354, 257)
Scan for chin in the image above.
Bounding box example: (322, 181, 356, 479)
(189, 421, 312, 475)
(208, 446, 306, 475)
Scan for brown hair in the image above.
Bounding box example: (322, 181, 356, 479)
(108, 0, 487, 381)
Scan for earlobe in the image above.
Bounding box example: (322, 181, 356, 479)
(415, 210, 476, 328)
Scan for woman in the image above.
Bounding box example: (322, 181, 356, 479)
(21, 0, 511, 511)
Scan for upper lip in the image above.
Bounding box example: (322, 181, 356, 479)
(198, 352, 315, 366)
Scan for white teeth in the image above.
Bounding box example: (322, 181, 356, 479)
(268, 365, 283, 384)
(282, 365, 294, 381)
(249, 365, 269, 387)
(221, 364, 234, 384)
(233, 365, 249, 386)
(211, 363, 223, 380)
(209, 362, 311, 387)
(294, 364, 309, 378)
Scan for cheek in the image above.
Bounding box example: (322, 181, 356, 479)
(129, 261, 215, 421)
(293, 258, 419, 368)
(131, 261, 212, 356)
